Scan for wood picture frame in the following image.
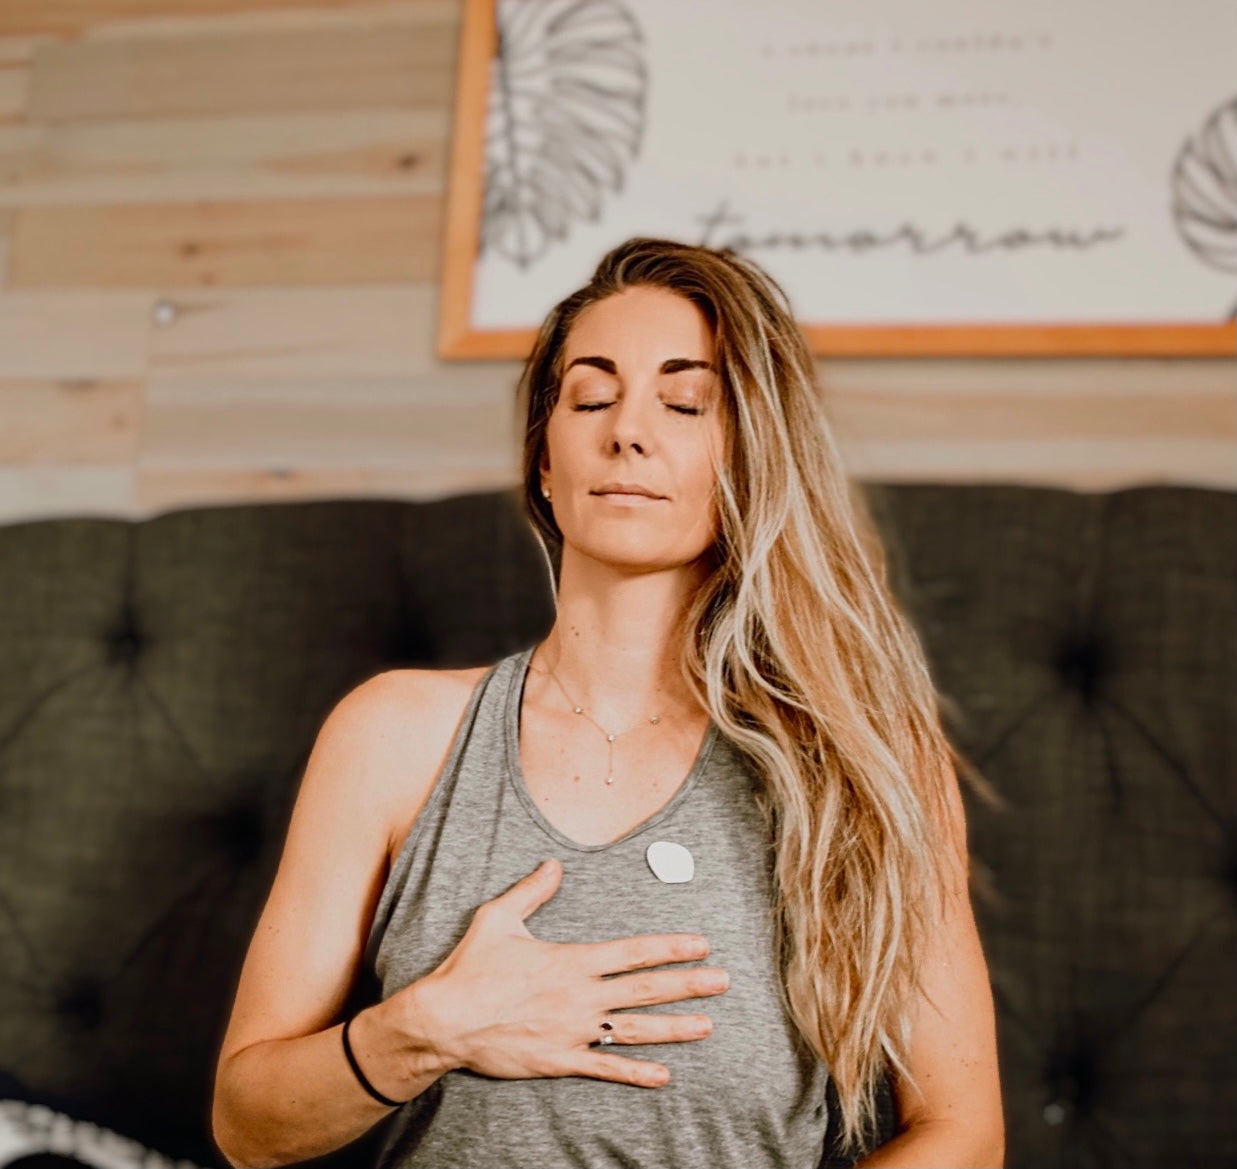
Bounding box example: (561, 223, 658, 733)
(438, 0, 1237, 360)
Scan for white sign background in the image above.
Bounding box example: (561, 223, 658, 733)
(472, 0, 1237, 331)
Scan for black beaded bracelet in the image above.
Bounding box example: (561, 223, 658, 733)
(341, 1013, 405, 1108)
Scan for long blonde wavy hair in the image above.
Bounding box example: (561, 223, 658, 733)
(517, 238, 971, 1152)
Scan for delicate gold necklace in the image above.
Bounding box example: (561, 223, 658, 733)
(538, 656, 663, 786)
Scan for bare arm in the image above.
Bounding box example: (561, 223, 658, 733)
(856, 769, 1005, 1169)
(211, 671, 728, 1169)
(210, 671, 460, 1167)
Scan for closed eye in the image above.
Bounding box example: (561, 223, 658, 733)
(571, 403, 703, 415)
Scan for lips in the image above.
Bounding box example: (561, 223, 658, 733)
(591, 482, 666, 498)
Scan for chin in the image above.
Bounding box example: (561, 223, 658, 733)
(571, 538, 714, 575)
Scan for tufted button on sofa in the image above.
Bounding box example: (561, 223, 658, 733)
(0, 483, 1233, 1169)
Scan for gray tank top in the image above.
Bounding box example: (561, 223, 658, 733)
(363, 644, 830, 1168)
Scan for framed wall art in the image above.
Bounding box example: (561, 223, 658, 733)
(438, 0, 1237, 358)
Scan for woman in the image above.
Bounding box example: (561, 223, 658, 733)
(212, 238, 1003, 1168)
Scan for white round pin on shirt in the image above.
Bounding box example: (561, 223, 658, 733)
(646, 840, 694, 883)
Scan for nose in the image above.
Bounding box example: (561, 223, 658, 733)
(606, 393, 653, 455)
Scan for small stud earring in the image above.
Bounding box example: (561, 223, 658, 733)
(542, 484, 551, 500)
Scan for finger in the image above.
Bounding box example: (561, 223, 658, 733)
(576, 931, 710, 976)
(598, 1012, 713, 1046)
(491, 859, 563, 921)
(573, 1051, 671, 1089)
(603, 966, 729, 1010)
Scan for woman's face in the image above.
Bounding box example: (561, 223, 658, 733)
(540, 285, 728, 575)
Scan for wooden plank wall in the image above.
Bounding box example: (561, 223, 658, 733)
(0, 0, 1232, 524)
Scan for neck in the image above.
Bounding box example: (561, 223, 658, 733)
(530, 550, 708, 726)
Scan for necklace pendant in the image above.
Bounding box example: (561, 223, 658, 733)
(604, 774, 615, 786)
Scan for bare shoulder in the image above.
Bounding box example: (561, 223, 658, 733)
(328, 663, 492, 866)
(214, 661, 494, 1065)
(340, 663, 489, 735)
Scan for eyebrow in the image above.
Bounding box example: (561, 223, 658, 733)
(564, 356, 716, 375)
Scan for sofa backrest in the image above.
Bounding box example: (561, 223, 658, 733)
(0, 483, 1233, 1168)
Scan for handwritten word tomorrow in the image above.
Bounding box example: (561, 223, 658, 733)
(696, 202, 1125, 255)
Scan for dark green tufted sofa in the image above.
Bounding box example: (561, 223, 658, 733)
(1, 483, 1233, 1168)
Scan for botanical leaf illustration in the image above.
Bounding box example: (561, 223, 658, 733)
(1172, 96, 1237, 290)
(482, 0, 646, 269)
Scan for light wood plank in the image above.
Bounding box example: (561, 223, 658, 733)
(826, 389, 1236, 441)
(841, 437, 1237, 489)
(135, 465, 516, 518)
(0, 63, 28, 123)
(0, 465, 134, 522)
(141, 377, 515, 470)
(10, 196, 442, 287)
(147, 368, 514, 407)
(0, 109, 448, 208)
(27, 23, 454, 122)
(0, 208, 11, 282)
(0, 35, 49, 65)
(815, 356, 1237, 397)
(80, 1, 459, 40)
(1, 0, 454, 39)
(0, 378, 143, 461)
(0, 291, 151, 377)
(147, 286, 446, 378)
